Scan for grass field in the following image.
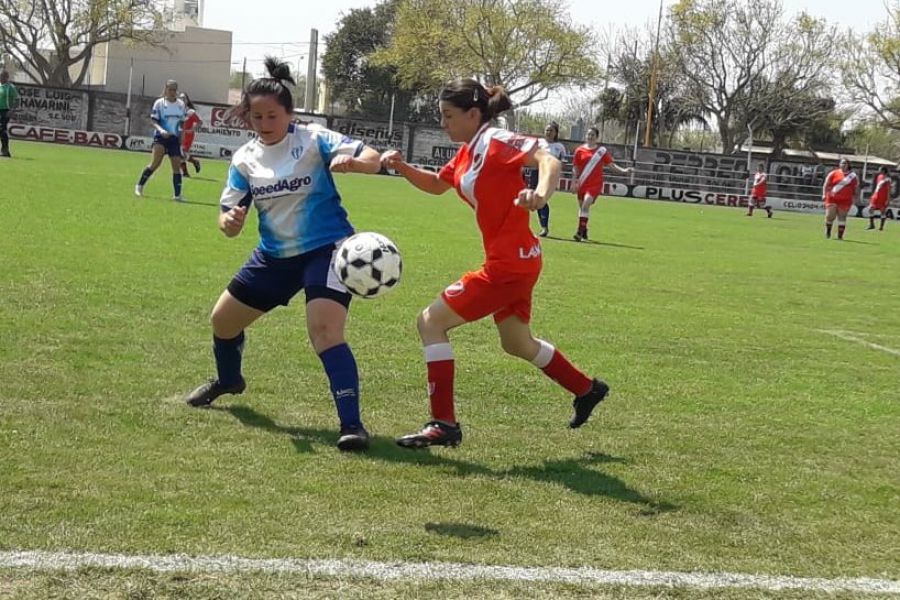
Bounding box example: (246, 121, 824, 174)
(0, 142, 898, 598)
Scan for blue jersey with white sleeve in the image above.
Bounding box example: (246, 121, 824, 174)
(150, 97, 187, 136)
(220, 123, 364, 258)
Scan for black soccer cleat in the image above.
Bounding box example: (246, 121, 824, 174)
(337, 425, 370, 452)
(569, 379, 610, 429)
(396, 421, 463, 449)
(185, 378, 246, 407)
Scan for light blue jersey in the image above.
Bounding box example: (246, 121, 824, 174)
(221, 123, 364, 258)
(150, 97, 188, 136)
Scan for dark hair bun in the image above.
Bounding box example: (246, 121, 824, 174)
(264, 56, 295, 86)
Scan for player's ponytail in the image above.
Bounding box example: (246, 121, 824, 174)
(483, 85, 512, 121)
(231, 55, 295, 122)
(262, 56, 295, 87)
(440, 78, 512, 124)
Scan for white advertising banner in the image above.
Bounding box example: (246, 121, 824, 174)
(13, 86, 89, 130)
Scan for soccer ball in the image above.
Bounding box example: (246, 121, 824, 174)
(334, 232, 403, 298)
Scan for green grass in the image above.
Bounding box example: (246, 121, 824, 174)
(0, 142, 898, 597)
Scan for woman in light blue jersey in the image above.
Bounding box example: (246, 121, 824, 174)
(183, 57, 383, 452)
(135, 79, 187, 201)
(531, 122, 566, 237)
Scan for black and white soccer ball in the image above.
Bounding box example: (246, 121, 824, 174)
(334, 232, 403, 298)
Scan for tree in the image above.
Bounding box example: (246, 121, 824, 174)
(739, 13, 837, 157)
(375, 0, 600, 119)
(321, 0, 412, 120)
(667, 0, 781, 153)
(845, 120, 900, 161)
(842, 2, 900, 130)
(0, 0, 165, 88)
(602, 28, 707, 148)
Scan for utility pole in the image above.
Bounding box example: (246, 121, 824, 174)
(599, 56, 612, 141)
(644, 0, 664, 148)
(305, 28, 319, 112)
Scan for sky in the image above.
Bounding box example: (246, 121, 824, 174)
(200, 0, 889, 107)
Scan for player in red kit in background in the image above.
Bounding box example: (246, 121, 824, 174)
(867, 166, 891, 231)
(179, 93, 202, 177)
(822, 158, 859, 240)
(747, 163, 772, 218)
(381, 78, 610, 449)
(571, 127, 631, 241)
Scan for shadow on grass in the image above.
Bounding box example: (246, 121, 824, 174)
(544, 235, 645, 250)
(425, 522, 499, 539)
(176, 198, 221, 208)
(833, 238, 876, 245)
(222, 405, 677, 514)
(506, 453, 678, 516)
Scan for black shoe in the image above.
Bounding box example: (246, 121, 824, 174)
(573, 231, 583, 242)
(569, 379, 609, 428)
(0, 149, 10, 158)
(397, 421, 463, 448)
(539, 227, 549, 237)
(582, 230, 589, 241)
(337, 425, 370, 452)
(185, 378, 246, 407)
(193, 160, 201, 174)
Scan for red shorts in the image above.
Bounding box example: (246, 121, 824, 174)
(825, 200, 853, 212)
(442, 266, 540, 324)
(750, 195, 767, 207)
(869, 198, 888, 212)
(181, 132, 196, 153)
(577, 185, 602, 202)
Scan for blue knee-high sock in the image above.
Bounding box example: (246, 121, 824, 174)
(173, 173, 183, 197)
(213, 332, 245, 387)
(537, 204, 550, 228)
(138, 167, 154, 186)
(318, 343, 361, 428)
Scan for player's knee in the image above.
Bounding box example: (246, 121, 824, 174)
(500, 336, 531, 359)
(308, 323, 343, 354)
(416, 310, 433, 340)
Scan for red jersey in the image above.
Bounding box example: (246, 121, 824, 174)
(869, 173, 891, 210)
(573, 144, 613, 193)
(439, 124, 541, 275)
(181, 110, 202, 151)
(825, 169, 858, 205)
(182, 110, 201, 132)
(751, 171, 767, 198)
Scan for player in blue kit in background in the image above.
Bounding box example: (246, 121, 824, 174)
(135, 79, 188, 201)
(530, 122, 566, 237)
(183, 57, 382, 452)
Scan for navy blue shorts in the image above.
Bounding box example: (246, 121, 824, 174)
(153, 133, 182, 157)
(227, 243, 352, 312)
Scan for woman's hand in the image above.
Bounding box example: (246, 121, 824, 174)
(515, 189, 547, 211)
(380, 150, 404, 170)
(220, 205, 247, 237)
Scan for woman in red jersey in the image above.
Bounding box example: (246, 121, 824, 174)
(866, 165, 891, 231)
(381, 78, 610, 449)
(822, 158, 859, 240)
(571, 126, 631, 241)
(179, 93, 202, 177)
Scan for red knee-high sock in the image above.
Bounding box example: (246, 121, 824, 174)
(531, 340, 592, 397)
(425, 343, 456, 424)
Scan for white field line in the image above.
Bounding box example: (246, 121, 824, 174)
(1, 550, 898, 595)
(818, 329, 900, 357)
